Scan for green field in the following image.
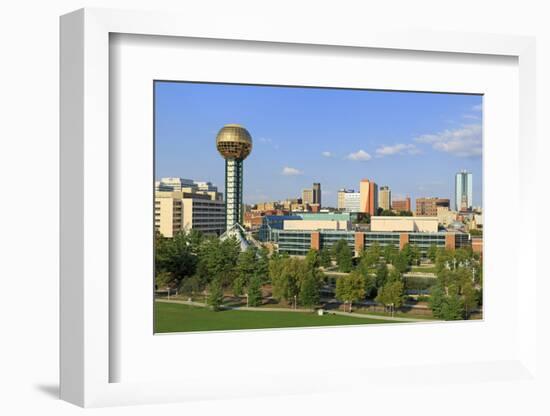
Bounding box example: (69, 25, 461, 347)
(155, 301, 403, 333)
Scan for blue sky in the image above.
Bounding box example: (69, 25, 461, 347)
(155, 81, 483, 209)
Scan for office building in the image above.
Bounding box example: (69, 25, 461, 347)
(254, 201, 280, 212)
(392, 197, 411, 213)
(155, 177, 223, 201)
(302, 183, 322, 207)
(215, 124, 253, 230)
(343, 192, 361, 212)
(155, 190, 225, 237)
(455, 170, 473, 211)
(302, 188, 314, 205)
(359, 179, 378, 215)
(437, 206, 458, 227)
(313, 183, 321, 206)
(337, 189, 355, 210)
(271, 228, 469, 257)
(283, 219, 351, 231)
(378, 186, 391, 211)
(415, 197, 450, 216)
(370, 216, 438, 233)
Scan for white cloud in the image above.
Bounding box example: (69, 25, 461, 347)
(472, 104, 482, 112)
(259, 137, 279, 150)
(375, 143, 418, 157)
(321, 151, 333, 157)
(281, 166, 303, 176)
(346, 149, 372, 161)
(462, 114, 480, 120)
(415, 124, 482, 157)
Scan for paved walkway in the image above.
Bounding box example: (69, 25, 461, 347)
(156, 298, 426, 322)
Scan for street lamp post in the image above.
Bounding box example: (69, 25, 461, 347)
(166, 287, 170, 300)
(294, 295, 297, 310)
(246, 293, 249, 308)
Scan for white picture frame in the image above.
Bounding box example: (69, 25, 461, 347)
(60, 8, 538, 408)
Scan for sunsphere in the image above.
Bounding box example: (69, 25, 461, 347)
(215, 124, 253, 230)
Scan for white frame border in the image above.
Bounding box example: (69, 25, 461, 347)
(60, 7, 537, 407)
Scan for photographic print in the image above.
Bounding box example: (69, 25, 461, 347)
(154, 81, 483, 333)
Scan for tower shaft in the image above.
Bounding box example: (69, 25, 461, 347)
(225, 158, 244, 230)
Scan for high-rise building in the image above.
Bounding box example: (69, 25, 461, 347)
(415, 197, 450, 216)
(302, 188, 314, 205)
(337, 189, 354, 210)
(359, 179, 378, 215)
(156, 177, 223, 201)
(455, 170, 473, 211)
(378, 186, 391, 211)
(215, 124, 253, 230)
(313, 183, 321, 206)
(392, 197, 411, 213)
(302, 183, 322, 207)
(343, 192, 361, 212)
(155, 190, 225, 237)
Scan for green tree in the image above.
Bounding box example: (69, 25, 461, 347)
(155, 271, 175, 290)
(462, 281, 478, 318)
(376, 280, 405, 313)
(335, 272, 366, 312)
(410, 244, 421, 266)
(427, 244, 438, 263)
(256, 247, 270, 282)
(232, 276, 246, 297)
(179, 275, 202, 297)
(305, 248, 320, 270)
(299, 270, 320, 308)
(271, 258, 302, 303)
(236, 246, 257, 283)
(319, 247, 332, 268)
(336, 242, 353, 272)
(247, 275, 263, 307)
(375, 262, 388, 288)
(387, 268, 402, 283)
(440, 293, 465, 320)
(196, 236, 240, 288)
(429, 283, 465, 320)
(207, 279, 224, 311)
(331, 239, 347, 261)
(364, 272, 377, 299)
(359, 246, 378, 274)
(155, 230, 198, 285)
(428, 284, 446, 318)
(383, 244, 397, 263)
(393, 252, 409, 274)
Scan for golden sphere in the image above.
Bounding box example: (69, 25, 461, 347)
(215, 124, 253, 160)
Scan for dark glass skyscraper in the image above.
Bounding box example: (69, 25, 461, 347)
(455, 170, 473, 211)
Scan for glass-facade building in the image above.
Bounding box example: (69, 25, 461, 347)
(455, 170, 473, 211)
(271, 229, 470, 256)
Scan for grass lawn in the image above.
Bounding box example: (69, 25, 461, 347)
(155, 301, 404, 333)
(353, 308, 437, 320)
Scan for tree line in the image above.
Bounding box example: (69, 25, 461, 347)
(156, 230, 482, 319)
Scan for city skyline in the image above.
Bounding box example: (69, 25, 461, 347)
(155, 81, 483, 208)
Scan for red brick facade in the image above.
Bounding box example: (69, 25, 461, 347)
(399, 233, 409, 250)
(445, 233, 456, 250)
(310, 232, 320, 250)
(355, 232, 365, 255)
